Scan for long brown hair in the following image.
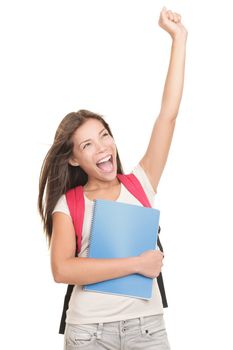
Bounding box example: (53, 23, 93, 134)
(38, 109, 124, 247)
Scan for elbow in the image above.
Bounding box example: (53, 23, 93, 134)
(52, 264, 65, 284)
(53, 272, 63, 284)
(53, 270, 62, 284)
(51, 257, 81, 285)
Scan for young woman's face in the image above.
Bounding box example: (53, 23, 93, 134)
(69, 118, 118, 182)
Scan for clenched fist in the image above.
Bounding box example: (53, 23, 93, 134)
(138, 249, 164, 279)
(158, 6, 188, 40)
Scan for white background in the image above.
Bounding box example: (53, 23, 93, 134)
(1, 1, 233, 349)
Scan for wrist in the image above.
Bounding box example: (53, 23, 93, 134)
(171, 30, 188, 43)
(130, 256, 141, 274)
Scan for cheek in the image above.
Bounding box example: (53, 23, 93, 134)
(83, 150, 98, 167)
(106, 137, 116, 147)
(80, 156, 95, 173)
(83, 152, 94, 164)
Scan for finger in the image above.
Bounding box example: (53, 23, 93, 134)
(167, 10, 174, 21)
(173, 12, 181, 18)
(161, 6, 169, 18)
(173, 12, 181, 22)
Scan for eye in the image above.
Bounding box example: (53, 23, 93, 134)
(83, 142, 91, 149)
(103, 132, 109, 137)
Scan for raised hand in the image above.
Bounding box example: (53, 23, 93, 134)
(158, 6, 188, 40)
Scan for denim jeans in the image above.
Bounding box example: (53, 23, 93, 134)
(64, 313, 171, 349)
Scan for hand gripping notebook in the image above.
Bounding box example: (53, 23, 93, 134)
(83, 198, 160, 300)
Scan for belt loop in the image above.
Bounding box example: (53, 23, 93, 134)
(139, 316, 146, 335)
(96, 322, 103, 339)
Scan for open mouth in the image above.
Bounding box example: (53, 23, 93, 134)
(96, 155, 114, 173)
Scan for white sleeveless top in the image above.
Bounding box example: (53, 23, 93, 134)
(52, 163, 164, 324)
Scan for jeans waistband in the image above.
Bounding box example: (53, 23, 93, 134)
(70, 314, 161, 338)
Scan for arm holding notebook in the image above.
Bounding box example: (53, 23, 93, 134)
(51, 212, 164, 285)
(53, 254, 164, 286)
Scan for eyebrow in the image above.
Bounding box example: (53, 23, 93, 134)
(79, 128, 106, 147)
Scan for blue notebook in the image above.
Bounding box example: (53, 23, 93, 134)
(83, 199, 160, 299)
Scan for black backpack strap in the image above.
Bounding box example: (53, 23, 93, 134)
(156, 225, 168, 308)
(157, 232, 163, 253)
(157, 271, 168, 308)
(59, 284, 74, 334)
(59, 236, 78, 335)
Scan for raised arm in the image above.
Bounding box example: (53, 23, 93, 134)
(140, 7, 188, 193)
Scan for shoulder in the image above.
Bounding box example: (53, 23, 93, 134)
(131, 163, 157, 196)
(120, 163, 157, 207)
(52, 194, 71, 218)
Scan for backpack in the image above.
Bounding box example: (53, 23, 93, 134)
(59, 172, 168, 334)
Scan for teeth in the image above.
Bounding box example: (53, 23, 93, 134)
(97, 155, 111, 164)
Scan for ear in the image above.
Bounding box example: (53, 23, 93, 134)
(68, 157, 79, 167)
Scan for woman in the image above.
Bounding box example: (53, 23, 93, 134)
(38, 6, 187, 349)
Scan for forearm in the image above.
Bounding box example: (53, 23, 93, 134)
(54, 256, 140, 285)
(160, 35, 187, 120)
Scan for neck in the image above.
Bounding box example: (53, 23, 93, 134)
(84, 175, 120, 192)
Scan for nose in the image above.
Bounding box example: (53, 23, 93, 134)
(95, 139, 107, 152)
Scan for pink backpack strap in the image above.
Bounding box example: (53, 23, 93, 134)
(117, 173, 152, 208)
(117, 173, 161, 236)
(66, 186, 84, 254)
